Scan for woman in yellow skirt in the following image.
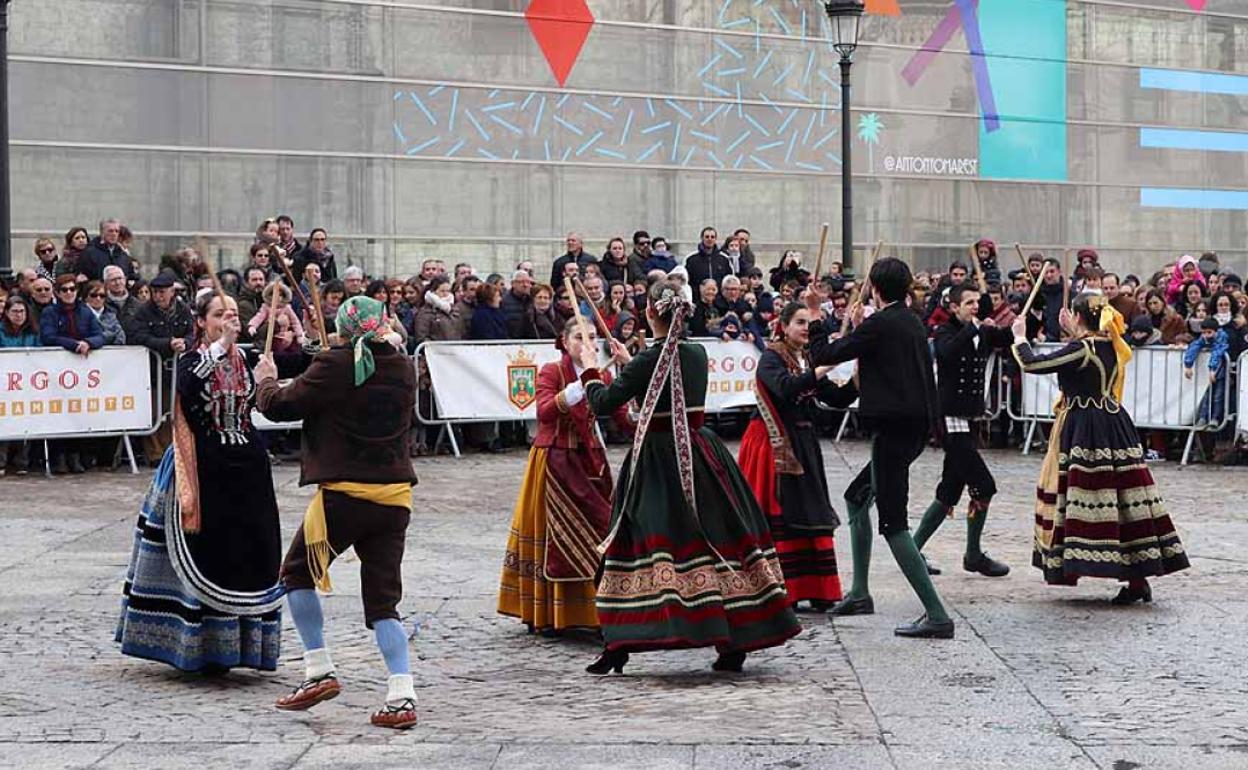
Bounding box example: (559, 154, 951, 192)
(498, 318, 629, 636)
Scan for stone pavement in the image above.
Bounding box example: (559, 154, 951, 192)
(1, 440, 1246, 769)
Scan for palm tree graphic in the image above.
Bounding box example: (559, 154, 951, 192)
(857, 112, 884, 173)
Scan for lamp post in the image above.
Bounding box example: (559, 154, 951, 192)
(822, 0, 864, 272)
(0, 1, 11, 284)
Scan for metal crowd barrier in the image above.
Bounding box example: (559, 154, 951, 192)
(1006, 343, 1233, 466)
(0, 346, 169, 476)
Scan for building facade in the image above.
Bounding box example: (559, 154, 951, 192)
(9, 0, 1248, 278)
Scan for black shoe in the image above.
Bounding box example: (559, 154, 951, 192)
(711, 651, 746, 673)
(922, 554, 942, 576)
(827, 596, 875, 616)
(894, 614, 955, 639)
(807, 600, 834, 613)
(1111, 581, 1152, 605)
(586, 650, 628, 675)
(963, 552, 1010, 577)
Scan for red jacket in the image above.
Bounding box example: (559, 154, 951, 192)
(532, 354, 626, 449)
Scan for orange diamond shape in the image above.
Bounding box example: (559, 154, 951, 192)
(526, 0, 594, 87)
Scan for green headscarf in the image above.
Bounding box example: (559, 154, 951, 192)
(336, 296, 391, 386)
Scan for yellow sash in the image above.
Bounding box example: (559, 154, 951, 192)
(303, 482, 412, 592)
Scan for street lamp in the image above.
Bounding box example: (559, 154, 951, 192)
(822, 0, 864, 273)
(0, 0, 10, 284)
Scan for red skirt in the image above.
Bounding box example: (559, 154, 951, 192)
(738, 419, 842, 604)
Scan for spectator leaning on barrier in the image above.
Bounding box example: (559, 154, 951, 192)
(82, 218, 134, 282)
(453, 275, 481, 338)
(83, 280, 126, 346)
(128, 269, 194, 358)
(501, 270, 536, 339)
(1185, 317, 1230, 431)
(0, 296, 39, 476)
(41, 275, 104, 475)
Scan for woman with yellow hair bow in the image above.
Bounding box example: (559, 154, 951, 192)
(1010, 292, 1189, 604)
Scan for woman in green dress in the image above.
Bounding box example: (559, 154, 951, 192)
(577, 278, 800, 675)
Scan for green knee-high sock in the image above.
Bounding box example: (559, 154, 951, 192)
(912, 500, 950, 551)
(886, 531, 950, 623)
(966, 502, 988, 558)
(844, 498, 874, 600)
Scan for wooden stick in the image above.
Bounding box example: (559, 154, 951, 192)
(1019, 266, 1047, 319)
(262, 280, 283, 355)
(274, 247, 313, 312)
(847, 241, 883, 315)
(571, 276, 614, 338)
(1013, 242, 1029, 272)
(812, 222, 830, 280)
(564, 277, 594, 346)
(969, 242, 987, 292)
(306, 274, 329, 347)
(1061, 249, 1072, 309)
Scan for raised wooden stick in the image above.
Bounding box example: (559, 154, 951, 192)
(564, 277, 594, 346)
(572, 276, 614, 338)
(1020, 260, 1055, 319)
(812, 222, 830, 280)
(274, 246, 313, 313)
(847, 240, 884, 316)
(1013, 242, 1029, 272)
(1061, 249, 1072, 309)
(262, 280, 283, 354)
(306, 272, 329, 347)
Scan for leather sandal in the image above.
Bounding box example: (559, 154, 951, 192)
(371, 698, 419, 730)
(275, 673, 341, 711)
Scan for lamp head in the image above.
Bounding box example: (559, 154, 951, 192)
(823, 0, 865, 60)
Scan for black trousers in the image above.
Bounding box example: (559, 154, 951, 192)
(935, 428, 997, 507)
(843, 423, 928, 537)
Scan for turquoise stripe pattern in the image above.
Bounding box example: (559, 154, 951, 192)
(976, 0, 1068, 181)
(1140, 68, 1248, 96)
(1140, 127, 1248, 153)
(1140, 189, 1248, 210)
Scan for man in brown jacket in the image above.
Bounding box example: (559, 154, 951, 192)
(255, 296, 420, 730)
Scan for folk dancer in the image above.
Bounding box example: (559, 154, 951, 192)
(116, 290, 284, 672)
(737, 301, 859, 611)
(579, 278, 800, 675)
(805, 258, 955, 639)
(1010, 293, 1189, 603)
(256, 296, 421, 729)
(913, 281, 1012, 578)
(498, 318, 628, 636)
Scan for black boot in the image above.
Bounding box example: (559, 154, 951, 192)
(586, 649, 629, 675)
(1111, 580, 1152, 605)
(963, 552, 1010, 577)
(711, 650, 746, 673)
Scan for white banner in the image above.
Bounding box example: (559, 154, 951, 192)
(0, 347, 154, 439)
(422, 339, 765, 421)
(1018, 343, 1214, 428)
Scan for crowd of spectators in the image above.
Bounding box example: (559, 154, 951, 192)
(2, 218, 1245, 470)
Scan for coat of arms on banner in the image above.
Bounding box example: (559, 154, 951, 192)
(506, 349, 538, 410)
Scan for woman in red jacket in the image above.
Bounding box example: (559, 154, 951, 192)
(498, 317, 629, 636)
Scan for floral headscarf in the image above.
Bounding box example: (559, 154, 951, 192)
(336, 296, 391, 386)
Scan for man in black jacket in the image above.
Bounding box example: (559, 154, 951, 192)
(913, 282, 1012, 578)
(549, 232, 593, 285)
(685, 227, 732, 288)
(501, 270, 537, 339)
(81, 219, 135, 282)
(806, 257, 953, 639)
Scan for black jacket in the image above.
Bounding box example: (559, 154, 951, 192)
(81, 237, 135, 282)
(685, 247, 733, 289)
(292, 248, 338, 281)
(601, 257, 644, 285)
(125, 299, 195, 358)
(548, 250, 595, 285)
(501, 289, 536, 339)
(809, 302, 939, 429)
(933, 317, 1012, 418)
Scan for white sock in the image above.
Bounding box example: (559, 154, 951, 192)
(386, 674, 416, 705)
(304, 647, 335, 680)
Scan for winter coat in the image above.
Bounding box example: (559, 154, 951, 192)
(40, 301, 104, 352)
